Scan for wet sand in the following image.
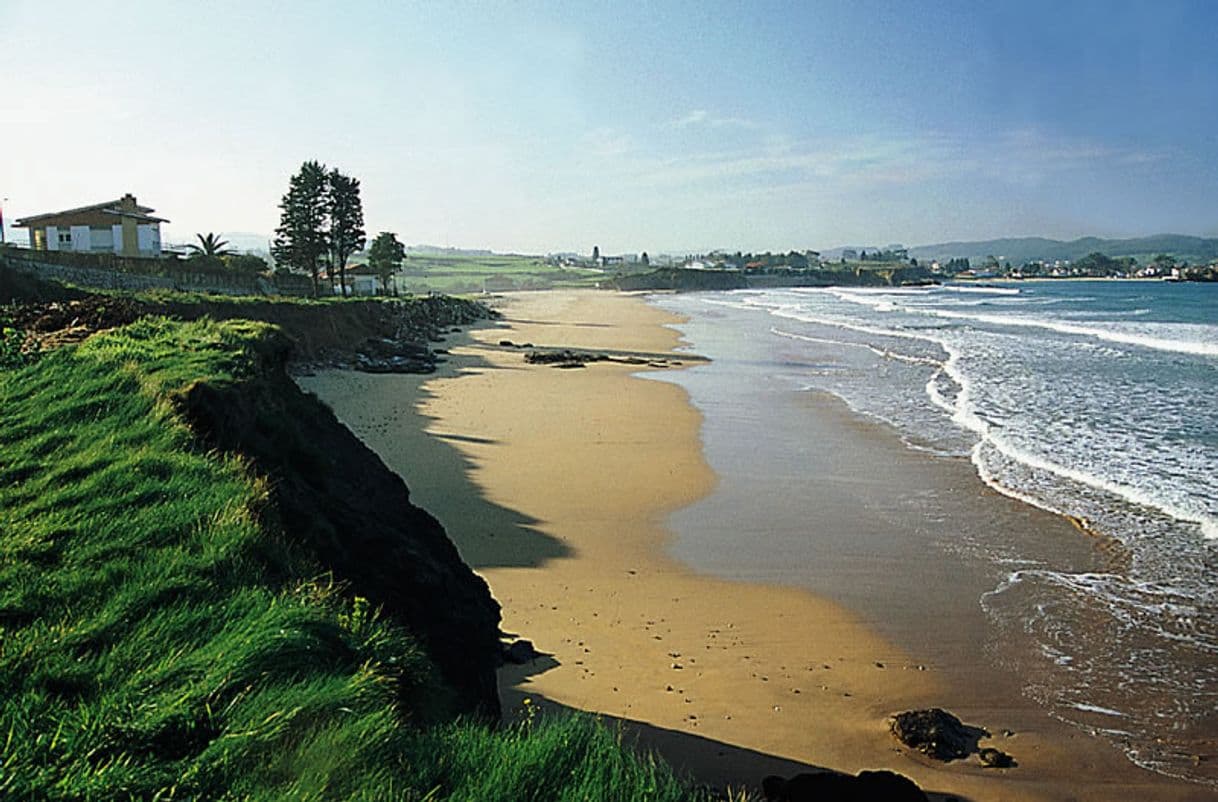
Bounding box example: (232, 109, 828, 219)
(299, 290, 1210, 801)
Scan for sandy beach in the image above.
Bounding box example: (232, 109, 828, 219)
(300, 290, 1210, 801)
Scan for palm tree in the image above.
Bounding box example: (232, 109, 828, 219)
(186, 232, 233, 257)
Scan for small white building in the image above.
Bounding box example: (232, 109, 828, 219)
(15, 194, 167, 258)
(327, 264, 392, 296)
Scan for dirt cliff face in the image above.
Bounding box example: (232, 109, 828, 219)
(156, 295, 492, 362)
(175, 332, 503, 720)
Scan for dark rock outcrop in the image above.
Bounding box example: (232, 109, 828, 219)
(762, 769, 928, 801)
(890, 708, 988, 761)
(613, 268, 748, 292)
(525, 349, 609, 367)
(174, 332, 502, 720)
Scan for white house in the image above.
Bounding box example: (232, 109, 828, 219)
(15, 194, 167, 258)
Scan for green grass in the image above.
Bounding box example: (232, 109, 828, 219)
(0, 317, 716, 801)
(395, 253, 604, 294)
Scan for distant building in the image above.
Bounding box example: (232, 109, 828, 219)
(331, 263, 392, 296)
(15, 194, 167, 258)
(841, 249, 858, 260)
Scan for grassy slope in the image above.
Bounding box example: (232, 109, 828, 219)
(0, 318, 711, 801)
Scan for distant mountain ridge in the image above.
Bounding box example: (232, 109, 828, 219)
(906, 234, 1218, 265)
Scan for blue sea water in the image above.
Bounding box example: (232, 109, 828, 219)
(649, 280, 1217, 785)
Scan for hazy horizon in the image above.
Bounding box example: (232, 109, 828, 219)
(3, 1, 1216, 254)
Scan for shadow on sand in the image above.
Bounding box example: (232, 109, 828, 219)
(498, 658, 974, 802)
(402, 360, 573, 569)
(302, 334, 572, 571)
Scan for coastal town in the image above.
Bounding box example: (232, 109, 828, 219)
(3, 190, 1217, 299)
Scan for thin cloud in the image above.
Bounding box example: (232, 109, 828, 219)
(668, 109, 760, 130)
(582, 128, 634, 158)
(671, 109, 709, 127)
(575, 127, 1167, 196)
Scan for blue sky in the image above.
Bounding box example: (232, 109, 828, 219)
(2, 0, 1216, 254)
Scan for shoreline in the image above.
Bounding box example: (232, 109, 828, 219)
(300, 290, 1209, 801)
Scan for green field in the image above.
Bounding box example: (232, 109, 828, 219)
(0, 315, 732, 801)
(393, 253, 606, 294)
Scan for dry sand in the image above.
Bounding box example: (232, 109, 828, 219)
(300, 290, 1210, 801)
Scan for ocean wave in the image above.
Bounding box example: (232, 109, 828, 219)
(765, 305, 949, 348)
(989, 569, 1215, 651)
(922, 308, 1218, 357)
(769, 327, 941, 366)
(940, 284, 1022, 295)
(974, 436, 1218, 541)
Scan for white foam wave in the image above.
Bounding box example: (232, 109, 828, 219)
(765, 305, 948, 347)
(1072, 702, 1127, 717)
(703, 288, 1218, 540)
(976, 436, 1218, 541)
(698, 297, 765, 312)
(924, 369, 959, 416)
(990, 569, 1215, 651)
(925, 308, 1218, 357)
(808, 289, 902, 313)
(941, 284, 1022, 295)
(770, 327, 941, 366)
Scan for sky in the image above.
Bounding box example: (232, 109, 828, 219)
(2, 0, 1216, 254)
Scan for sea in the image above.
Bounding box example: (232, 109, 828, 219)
(647, 280, 1217, 787)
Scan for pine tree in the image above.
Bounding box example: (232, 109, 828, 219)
(327, 170, 365, 297)
(272, 161, 329, 297)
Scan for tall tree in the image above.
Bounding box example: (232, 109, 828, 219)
(592, 245, 600, 263)
(327, 169, 365, 297)
(368, 231, 405, 295)
(272, 161, 329, 297)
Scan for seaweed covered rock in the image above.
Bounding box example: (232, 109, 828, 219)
(890, 708, 987, 761)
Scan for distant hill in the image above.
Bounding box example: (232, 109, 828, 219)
(907, 234, 1218, 265)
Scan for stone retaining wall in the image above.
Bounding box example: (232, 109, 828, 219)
(0, 250, 311, 297)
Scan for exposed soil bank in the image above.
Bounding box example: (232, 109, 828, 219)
(177, 330, 503, 718)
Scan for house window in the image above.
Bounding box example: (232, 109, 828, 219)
(58, 229, 72, 245)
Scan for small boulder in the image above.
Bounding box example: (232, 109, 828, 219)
(890, 707, 986, 761)
(979, 747, 1015, 768)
